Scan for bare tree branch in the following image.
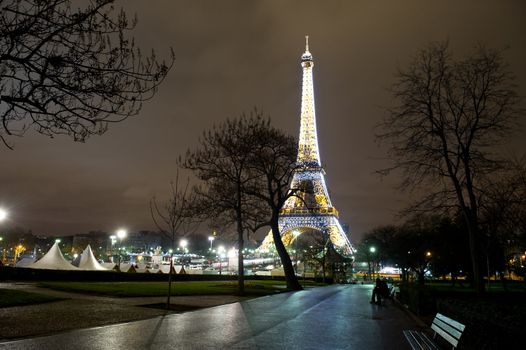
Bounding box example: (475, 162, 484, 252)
(0, 0, 174, 148)
(377, 41, 522, 292)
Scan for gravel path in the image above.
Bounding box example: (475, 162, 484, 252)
(0, 282, 249, 340)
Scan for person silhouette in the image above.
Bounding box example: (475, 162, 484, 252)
(370, 278, 382, 304)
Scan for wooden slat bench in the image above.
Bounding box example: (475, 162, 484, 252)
(404, 313, 466, 350)
(390, 285, 400, 299)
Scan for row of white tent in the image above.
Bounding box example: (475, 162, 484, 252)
(23, 242, 190, 273)
(28, 242, 107, 271)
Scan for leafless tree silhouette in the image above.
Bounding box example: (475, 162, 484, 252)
(378, 41, 522, 292)
(0, 0, 174, 148)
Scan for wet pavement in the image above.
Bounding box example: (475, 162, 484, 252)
(0, 282, 249, 340)
(0, 284, 421, 349)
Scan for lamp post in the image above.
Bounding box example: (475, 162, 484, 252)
(180, 239, 188, 251)
(208, 236, 215, 251)
(179, 239, 188, 268)
(424, 251, 432, 284)
(116, 229, 127, 271)
(0, 236, 3, 265)
(0, 208, 7, 265)
(109, 235, 116, 263)
(292, 231, 300, 273)
(218, 245, 225, 275)
(369, 246, 376, 280)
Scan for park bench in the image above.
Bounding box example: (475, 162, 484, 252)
(389, 285, 399, 299)
(403, 313, 466, 350)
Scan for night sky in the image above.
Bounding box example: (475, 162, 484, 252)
(1, 1, 525, 242)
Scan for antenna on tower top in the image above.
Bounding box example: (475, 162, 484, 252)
(305, 35, 309, 51)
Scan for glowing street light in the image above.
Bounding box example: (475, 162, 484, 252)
(218, 245, 225, 275)
(115, 229, 127, 271)
(369, 246, 377, 279)
(208, 236, 215, 250)
(292, 231, 300, 271)
(0, 210, 6, 264)
(180, 239, 188, 252)
(14, 244, 25, 264)
(1, 236, 7, 264)
(0, 208, 7, 222)
(116, 229, 127, 240)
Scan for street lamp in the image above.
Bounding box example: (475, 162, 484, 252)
(116, 229, 127, 271)
(0, 236, 3, 265)
(218, 245, 225, 275)
(109, 235, 116, 262)
(179, 239, 188, 267)
(180, 239, 188, 251)
(0, 208, 6, 264)
(14, 244, 25, 264)
(369, 246, 377, 280)
(293, 231, 300, 272)
(208, 236, 215, 251)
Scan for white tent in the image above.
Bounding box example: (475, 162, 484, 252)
(16, 256, 36, 268)
(29, 242, 78, 270)
(78, 245, 107, 271)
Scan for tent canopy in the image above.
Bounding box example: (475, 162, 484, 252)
(79, 244, 107, 271)
(29, 242, 77, 270)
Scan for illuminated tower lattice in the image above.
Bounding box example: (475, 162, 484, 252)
(260, 36, 354, 256)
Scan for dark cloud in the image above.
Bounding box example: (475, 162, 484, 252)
(1, 0, 525, 242)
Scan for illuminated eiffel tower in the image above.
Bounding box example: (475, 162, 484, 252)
(260, 36, 354, 256)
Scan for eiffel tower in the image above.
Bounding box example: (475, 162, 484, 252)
(259, 36, 354, 256)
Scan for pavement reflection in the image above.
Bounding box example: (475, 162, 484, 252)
(0, 285, 420, 350)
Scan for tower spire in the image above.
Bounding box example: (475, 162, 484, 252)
(298, 36, 320, 166)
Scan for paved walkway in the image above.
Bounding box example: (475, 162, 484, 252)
(0, 282, 249, 340)
(0, 285, 422, 349)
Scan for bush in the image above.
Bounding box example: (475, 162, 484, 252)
(438, 296, 526, 350)
(398, 283, 436, 315)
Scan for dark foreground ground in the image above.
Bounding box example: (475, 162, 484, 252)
(0, 282, 249, 340)
(0, 284, 422, 350)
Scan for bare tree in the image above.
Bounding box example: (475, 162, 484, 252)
(150, 171, 196, 309)
(479, 156, 526, 284)
(181, 114, 266, 295)
(0, 0, 174, 149)
(245, 118, 303, 290)
(182, 111, 304, 292)
(377, 41, 522, 292)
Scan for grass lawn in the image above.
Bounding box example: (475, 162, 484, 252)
(38, 280, 321, 298)
(0, 288, 64, 308)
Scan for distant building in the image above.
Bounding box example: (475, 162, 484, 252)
(125, 231, 163, 253)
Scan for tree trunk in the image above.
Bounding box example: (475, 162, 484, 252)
(166, 252, 174, 310)
(463, 209, 484, 293)
(236, 185, 245, 296)
(237, 224, 245, 296)
(270, 216, 302, 290)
